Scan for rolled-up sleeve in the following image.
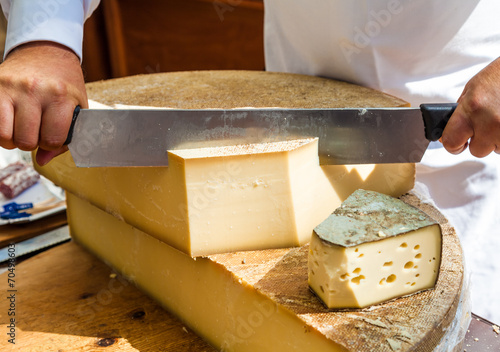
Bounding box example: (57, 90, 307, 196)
(0, 0, 101, 60)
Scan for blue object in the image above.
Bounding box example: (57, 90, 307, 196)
(0, 211, 31, 220)
(1, 202, 34, 220)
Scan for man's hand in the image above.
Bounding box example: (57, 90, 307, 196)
(441, 57, 500, 157)
(0, 41, 88, 165)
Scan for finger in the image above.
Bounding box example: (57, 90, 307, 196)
(35, 146, 69, 166)
(440, 105, 473, 154)
(38, 101, 76, 151)
(0, 95, 16, 149)
(13, 99, 42, 151)
(466, 109, 500, 158)
(468, 135, 495, 158)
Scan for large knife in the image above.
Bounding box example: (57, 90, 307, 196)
(65, 103, 457, 167)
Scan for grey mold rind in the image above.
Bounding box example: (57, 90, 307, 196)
(314, 189, 439, 247)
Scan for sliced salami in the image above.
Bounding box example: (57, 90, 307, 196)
(0, 161, 26, 182)
(0, 164, 40, 199)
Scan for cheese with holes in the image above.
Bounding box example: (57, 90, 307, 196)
(35, 137, 414, 256)
(308, 189, 442, 309)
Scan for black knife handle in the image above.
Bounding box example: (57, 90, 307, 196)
(64, 105, 81, 145)
(420, 103, 457, 142)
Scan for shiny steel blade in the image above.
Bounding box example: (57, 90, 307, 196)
(68, 107, 429, 167)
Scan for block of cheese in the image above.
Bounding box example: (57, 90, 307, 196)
(35, 71, 416, 256)
(167, 138, 337, 255)
(65, 191, 464, 351)
(309, 189, 442, 309)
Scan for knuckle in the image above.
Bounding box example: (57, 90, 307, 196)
(16, 76, 68, 100)
(464, 92, 485, 113)
(48, 80, 69, 98)
(15, 139, 37, 151)
(18, 76, 41, 95)
(40, 137, 63, 151)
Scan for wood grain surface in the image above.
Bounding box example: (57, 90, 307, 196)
(0, 240, 216, 351)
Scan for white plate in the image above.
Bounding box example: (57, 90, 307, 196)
(0, 176, 66, 225)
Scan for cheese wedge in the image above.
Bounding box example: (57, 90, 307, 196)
(308, 190, 442, 309)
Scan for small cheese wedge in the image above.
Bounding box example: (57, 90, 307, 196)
(308, 189, 442, 309)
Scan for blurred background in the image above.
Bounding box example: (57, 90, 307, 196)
(81, 0, 265, 82)
(0, 0, 265, 81)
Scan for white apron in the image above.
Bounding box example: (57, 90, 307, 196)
(264, 0, 500, 322)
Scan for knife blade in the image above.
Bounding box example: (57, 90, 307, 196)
(66, 103, 456, 167)
(0, 226, 70, 266)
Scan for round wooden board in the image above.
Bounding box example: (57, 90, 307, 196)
(83, 71, 465, 351)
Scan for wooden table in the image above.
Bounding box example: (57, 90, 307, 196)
(0, 240, 216, 351)
(0, 234, 498, 351)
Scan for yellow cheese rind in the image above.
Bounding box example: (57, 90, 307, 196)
(66, 192, 346, 352)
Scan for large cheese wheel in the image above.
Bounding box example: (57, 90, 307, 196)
(37, 71, 415, 256)
(34, 71, 465, 351)
(85, 70, 409, 109)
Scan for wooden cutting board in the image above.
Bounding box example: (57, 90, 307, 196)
(0, 240, 217, 351)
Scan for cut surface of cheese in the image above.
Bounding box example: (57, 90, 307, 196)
(65, 191, 464, 352)
(309, 190, 442, 309)
(35, 71, 415, 256)
(166, 138, 337, 255)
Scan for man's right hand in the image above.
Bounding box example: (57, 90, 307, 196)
(441, 57, 500, 157)
(0, 41, 88, 166)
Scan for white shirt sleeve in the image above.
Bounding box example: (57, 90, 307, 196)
(0, 0, 101, 61)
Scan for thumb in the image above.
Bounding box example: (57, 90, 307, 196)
(35, 146, 69, 166)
